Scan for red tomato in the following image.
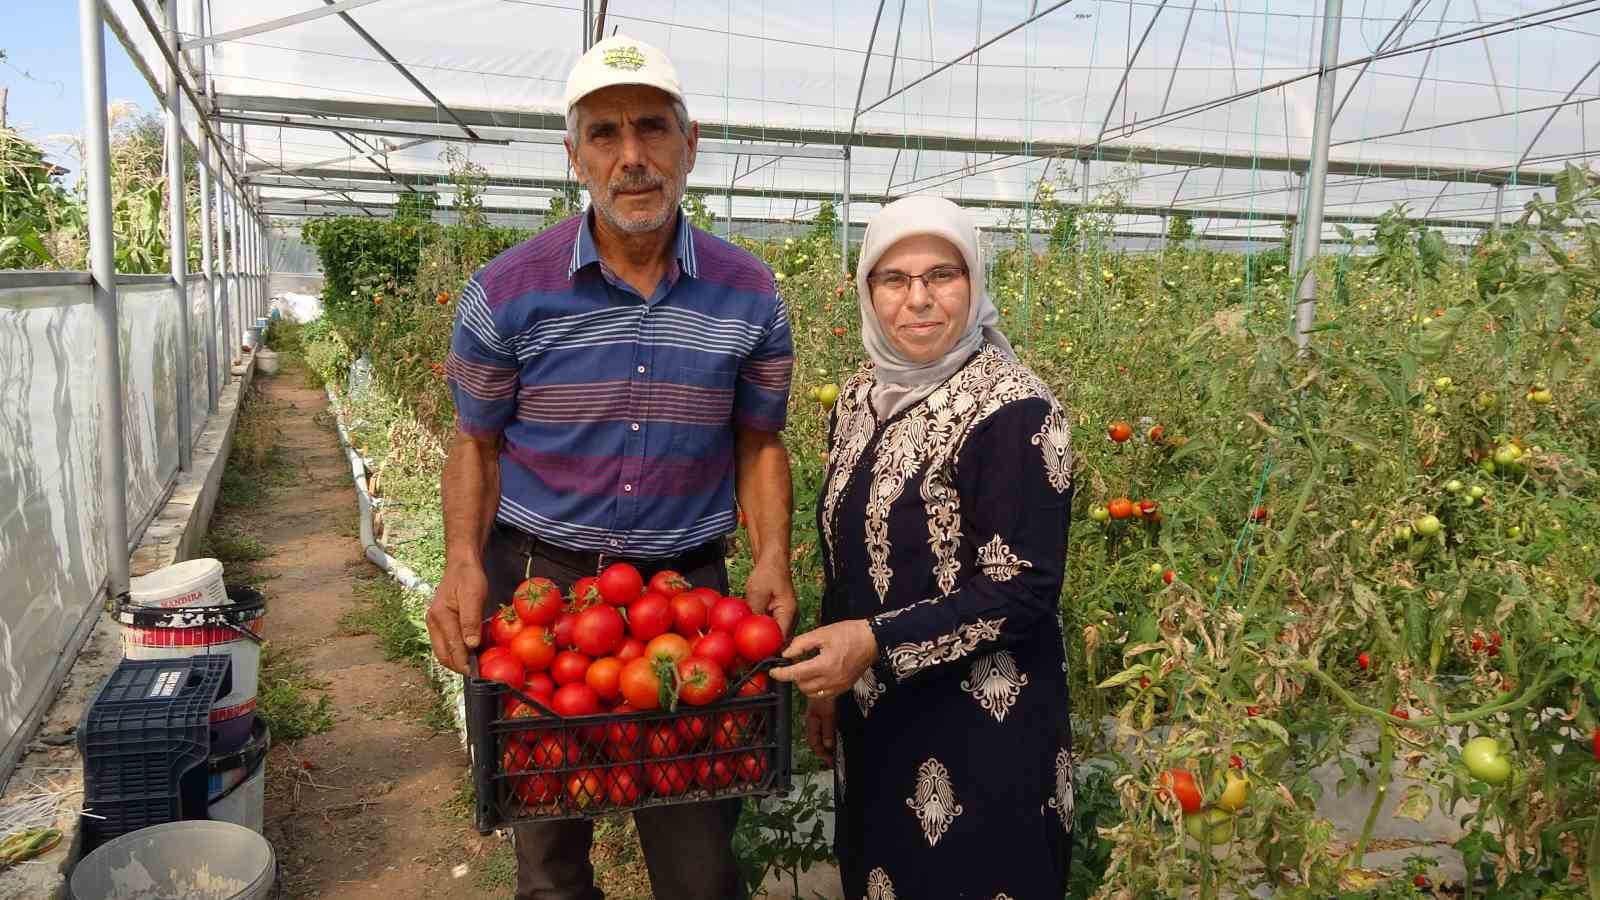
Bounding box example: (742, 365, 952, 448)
(736, 672, 771, 697)
(567, 768, 606, 810)
(732, 751, 769, 783)
(1138, 499, 1160, 518)
(605, 709, 643, 762)
(1357, 651, 1371, 671)
(530, 733, 582, 770)
(597, 563, 644, 607)
(525, 673, 556, 702)
(616, 638, 646, 662)
(1107, 497, 1135, 520)
(571, 576, 601, 607)
(676, 657, 728, 706)
(551, 651, 593, 687)
(619, 657, 663, 710)
(585, 657, 624, 704)
(503, 742, 531, 772)
(1158, 769, 1203, 814)
(644, 760, 693, 797)
(694, 755, 737, 790)
(692, 631, 738, 671)
(645, 633, 692, 667)
(552, 611, 579, 649)
(513, 577, 563, 626)
(733, 615, 784, 662)
(670, 593, 709, 636)
(606, 765, 644, 806)
(645, 722, 683, 758)
(515, 772, 563, 809)
(1107, 420, 1133, 443)
(628, 594, 674, 641)
(687, 587, 721, 611)
(488, 606, 525, 647)
(1251, 505, 1270, 522)
(479, 649, 525, 687)
(708, 598, 753, 634)
(674, 714, 712, 749)
(1161, 569, 1175, 586)
(573, 605, 625, 657)
(551, 683, 601, 717)
(713, 711, 757, 749)
(1592, 727, 1600, 762)
(648, 570, 691, 598)
(510, 625, 556, 672)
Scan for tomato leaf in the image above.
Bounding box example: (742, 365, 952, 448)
(1096, 665, 1151, 690)
(1394, 785, 1433, 822)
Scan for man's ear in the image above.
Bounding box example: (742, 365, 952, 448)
(684, 120, 699, 173)
(564, 136, 587, 185)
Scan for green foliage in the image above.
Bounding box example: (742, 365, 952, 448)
(1166, 210, 1195, 244)
(394, 190, 437, 223)
(684, 192, 715, 231)
(0, 127, 78, 268)
(257, 643, 335, 741)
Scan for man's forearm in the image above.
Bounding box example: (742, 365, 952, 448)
(442, 432, 502, 568)
(735, 429, 793, 567)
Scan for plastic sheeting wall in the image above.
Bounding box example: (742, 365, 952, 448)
(188, 277, 211, 442)
(0, 279, 111, 781)
(117, 280, 182, 541)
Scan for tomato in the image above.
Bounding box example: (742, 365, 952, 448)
(530, 732, 582, 770)
(646, 633, 693, 667)
(515, 772, 564, 810)
(686, 587, 722, 611)
(604, 709, 642, 762)
(606, 765, 644, 806)
(713, 711, 758, 750)
(1148, 424, 1165, 443)
(1461, 736, 1511, 785)
(676, 657, 728, 706)
(1089, 506, 1110, 522)
(513, 577, 563, 626)
(1107, 497, 1135, 520)
(708, 598, 753, 634)
(573, 605, 625, 657)
(1390, 707, 1410, 721)
(695, 755, 737, 790)
(616, 637, 645, 662)
(1107, 420, 1133, 443)
(1161, 569, 1175, 586)
(1413, 875, 1429, 889)
(1158, 769, 1203, 814)
(1217, 773, 1249, 812)
(1137, 499, 1159, 518)
(1229, 754, 1244, 770)
(1471, 632, 1486, 653)
(503, 741, 532, 772)
(674, 714, 712, 749)
(1592, 727, 1600, 763)
(732, 751, 769, 783)
(1357, 652, 1371, 672)
(692, 631, 739, 671)
(597, 563, 644, 607)
(571, 576, 601, 607)
(585, 657, 624, 704)
(567, 768, 607, 810)
(509, 625, 556, 672)
(736, 672, 771, 698)
(628, 594, 674, 641)
(1250, 505, 1269, 522)
(551, 683, 601, 718)
(644, 760, 693, 797)
(1184, 808, 1234, 844)
(488, 606, 526, 647)
(479, 648, 526, 687)
(645, 723, 683, 758)
(550, 651, 593, 687)
(619, 657, 664, 710)
(525, 673, 556, 702)
(552, 611, 578, 649)
(733, 615, 784, 662)
(648, 570, 691, 598)
(669, 593, 709, 637)
(1414, 514, 1443, 536)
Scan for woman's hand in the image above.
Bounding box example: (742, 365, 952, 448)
(770, 619, 878, 701)
(804, 697, 837, 767)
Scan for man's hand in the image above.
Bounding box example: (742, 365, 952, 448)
(426, 560, 489, 675)
(770, 619, 878, 701)
(744, 555, 797, 636)
(804, 697, 837, 767)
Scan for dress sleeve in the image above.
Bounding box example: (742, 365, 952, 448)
(444, 273, 520, 437)
(865, 396, 1074, 684)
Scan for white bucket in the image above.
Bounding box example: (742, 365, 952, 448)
(255, 349, 280, 375)
(117, 585, 266, 754)
(129, 558, 229, 609)
(209, 719, 269, 835)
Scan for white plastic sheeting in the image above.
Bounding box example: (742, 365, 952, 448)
(0, 280, 111, 781)
(117, 279, 183, 541)
(188, 276, 212, 441)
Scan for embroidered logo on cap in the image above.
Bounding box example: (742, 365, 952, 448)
(603, 46, 647, 71)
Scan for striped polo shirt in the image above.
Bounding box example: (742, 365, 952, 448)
(446, 209, 793, 558)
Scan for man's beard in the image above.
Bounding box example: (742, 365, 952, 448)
(591, 167, 687, 235)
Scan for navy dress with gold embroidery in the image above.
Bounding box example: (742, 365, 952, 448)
(817, 344, 1076, 900)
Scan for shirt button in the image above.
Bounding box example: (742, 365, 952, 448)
(610, 538, 621, 547)
(631, 423, 640, 431)
(624, 484, 633, 492)
(636, 365, 645, 374)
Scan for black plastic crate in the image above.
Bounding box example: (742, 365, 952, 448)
(77, 654, 232, 850)
(466, 660, 792, 833)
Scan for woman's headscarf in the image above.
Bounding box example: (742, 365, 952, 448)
(855, 195, 1016, 420)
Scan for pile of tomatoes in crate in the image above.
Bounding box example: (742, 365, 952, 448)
(473, 563, 790, 819)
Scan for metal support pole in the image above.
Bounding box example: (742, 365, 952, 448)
(1493, 183, 1506, 233)
(217, 178, 231, 368)
(80, 0, 132, 599)
(231, 127, 244, 343)
(841, 148, 852, 275)
(164, 0, 194, 470)
(1293, 0, 1343, 351)
(192, 0, 218, 408)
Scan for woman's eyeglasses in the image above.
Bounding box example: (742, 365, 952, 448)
(866, 264, 968, 298)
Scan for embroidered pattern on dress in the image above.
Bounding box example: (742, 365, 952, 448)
(865, 867, 895, 900)
(906, 758, 963, 847)
(852, 667, 886, 717)
(1046, 747, 1075, 831)
(960, 650, 1029, 722)
(885, 617, 1005, 681)
(1031, 404, 1075, 494)
(977, 534, 1031, 582)
(820, 372, 876, 564)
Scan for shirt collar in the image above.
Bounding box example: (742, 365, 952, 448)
(568, 206, 698, 279)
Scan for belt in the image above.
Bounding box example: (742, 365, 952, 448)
(496, 522, 727, 579)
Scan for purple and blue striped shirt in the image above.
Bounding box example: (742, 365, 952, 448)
(446, 209, 793, 558)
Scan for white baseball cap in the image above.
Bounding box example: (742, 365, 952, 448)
(564, 34, 684, 111)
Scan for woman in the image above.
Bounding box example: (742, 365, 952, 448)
(772, 196, 1076, 900)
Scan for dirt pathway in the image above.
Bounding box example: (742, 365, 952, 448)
(230, 363, 498, 898)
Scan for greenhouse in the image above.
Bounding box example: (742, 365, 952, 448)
(1, 0, 1597, 896)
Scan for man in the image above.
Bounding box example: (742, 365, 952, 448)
(424, 34, 797, 900)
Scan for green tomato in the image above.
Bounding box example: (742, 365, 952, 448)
(1089, 506, 1110, 522)
(1527, 387, 1553, 405)
(1493, 444, 1523, 466)
(1469, 485, 1487, 500)
(1414, 515, 1443, 537)
(1461, 736, 1511, 785)
(1394, 525, 1414, 542)
(816, 384, 840, 408)
(1474, 391, 1497, 411)
(1150, 563, 1165, 575)
(1479, 459, 1498, 475)
(1444, 479, 1464, 493)
(1422, 403, 1439, 416)
(1184, 808, 1235, 844)
(1508, 526, 1522, 539)
(1434, 376, 1453, 392)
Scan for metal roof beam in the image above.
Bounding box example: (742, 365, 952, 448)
(180, 0, 387, 50)
(321, 0, 480, 140)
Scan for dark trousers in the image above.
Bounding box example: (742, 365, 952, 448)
(480, 524, 749, 900)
